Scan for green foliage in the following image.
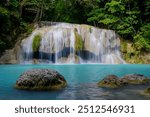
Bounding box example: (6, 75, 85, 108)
(88, 0, 140, 37)
(105, 1, 125, 13)
(0, 6, 9, 16)
(120, 39, 144, 64)
(134, 24, 150, 51)
(120, 40, 127, 53)
(22, 0, 53, 22)
(32, 34, 41, 52)
(74, 29, 83, 52)
(49, 0, 93, 23)
(144, 0, 150, 18)
(0, 0, 149, 57)
(87, 0, 149, 51)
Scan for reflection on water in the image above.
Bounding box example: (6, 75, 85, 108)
(56, 83, 150, 100)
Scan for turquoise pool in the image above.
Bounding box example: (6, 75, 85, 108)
(0, 64, 150, 100)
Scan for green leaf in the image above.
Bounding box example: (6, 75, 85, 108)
(0, 6, 9, 17)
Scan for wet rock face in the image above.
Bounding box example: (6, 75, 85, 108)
(15, 69, 67, 90)
(98, 74, 150, 88)
(0, 49, 17, 64)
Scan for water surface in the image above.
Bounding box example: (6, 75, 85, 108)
(0, 64, 150, 100)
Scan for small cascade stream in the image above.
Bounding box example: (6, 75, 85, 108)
(20, 22, 125, 64)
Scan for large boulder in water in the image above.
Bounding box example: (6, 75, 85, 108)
(98, 74, 150, 88)
(121, 74, 150, 85)
(15, 69, 67, 90)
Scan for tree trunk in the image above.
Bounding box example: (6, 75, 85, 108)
(39, 3, 43, 21)
(34, 8, 40, 22)
(19, 0, 27, 17)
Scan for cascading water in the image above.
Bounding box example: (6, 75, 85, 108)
(20, 22, 125, 64)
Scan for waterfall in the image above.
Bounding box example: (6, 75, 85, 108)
(20, 22, 125, 64)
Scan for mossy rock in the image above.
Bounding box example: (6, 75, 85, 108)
(97, 75, 125, 88)
(15, 69, 67, 91)
(122, 74, 150, 85)
(140, 87, 150, 97)
(144, 87, 150, 94)
(120, 39, 128, 53)
(120, 39, 149, 64)
(98, 74, 149, 89)
(74, 28, 83, 52)
(32, 34, 41, 52)
(89, 27, 92, 33)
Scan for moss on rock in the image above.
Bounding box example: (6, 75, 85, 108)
(74, 28, 83, 52)
(97, 75, 124, 88)
(98, 74, 150, 89)
(120, 39, 150, 64)
(15, 69, 67, 91)
(144, 87, 150, 94)
(32, 34, 41, 52)
(121, 74, 150, 85)
(140, 87, 150, 97)
(89, 26, 92, 33)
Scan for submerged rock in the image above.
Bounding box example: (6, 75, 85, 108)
(15, 69, 67, 90)
(139, 87, 150, 97)
(98, 74, 149, 88)
(144, 87, 150, 94)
